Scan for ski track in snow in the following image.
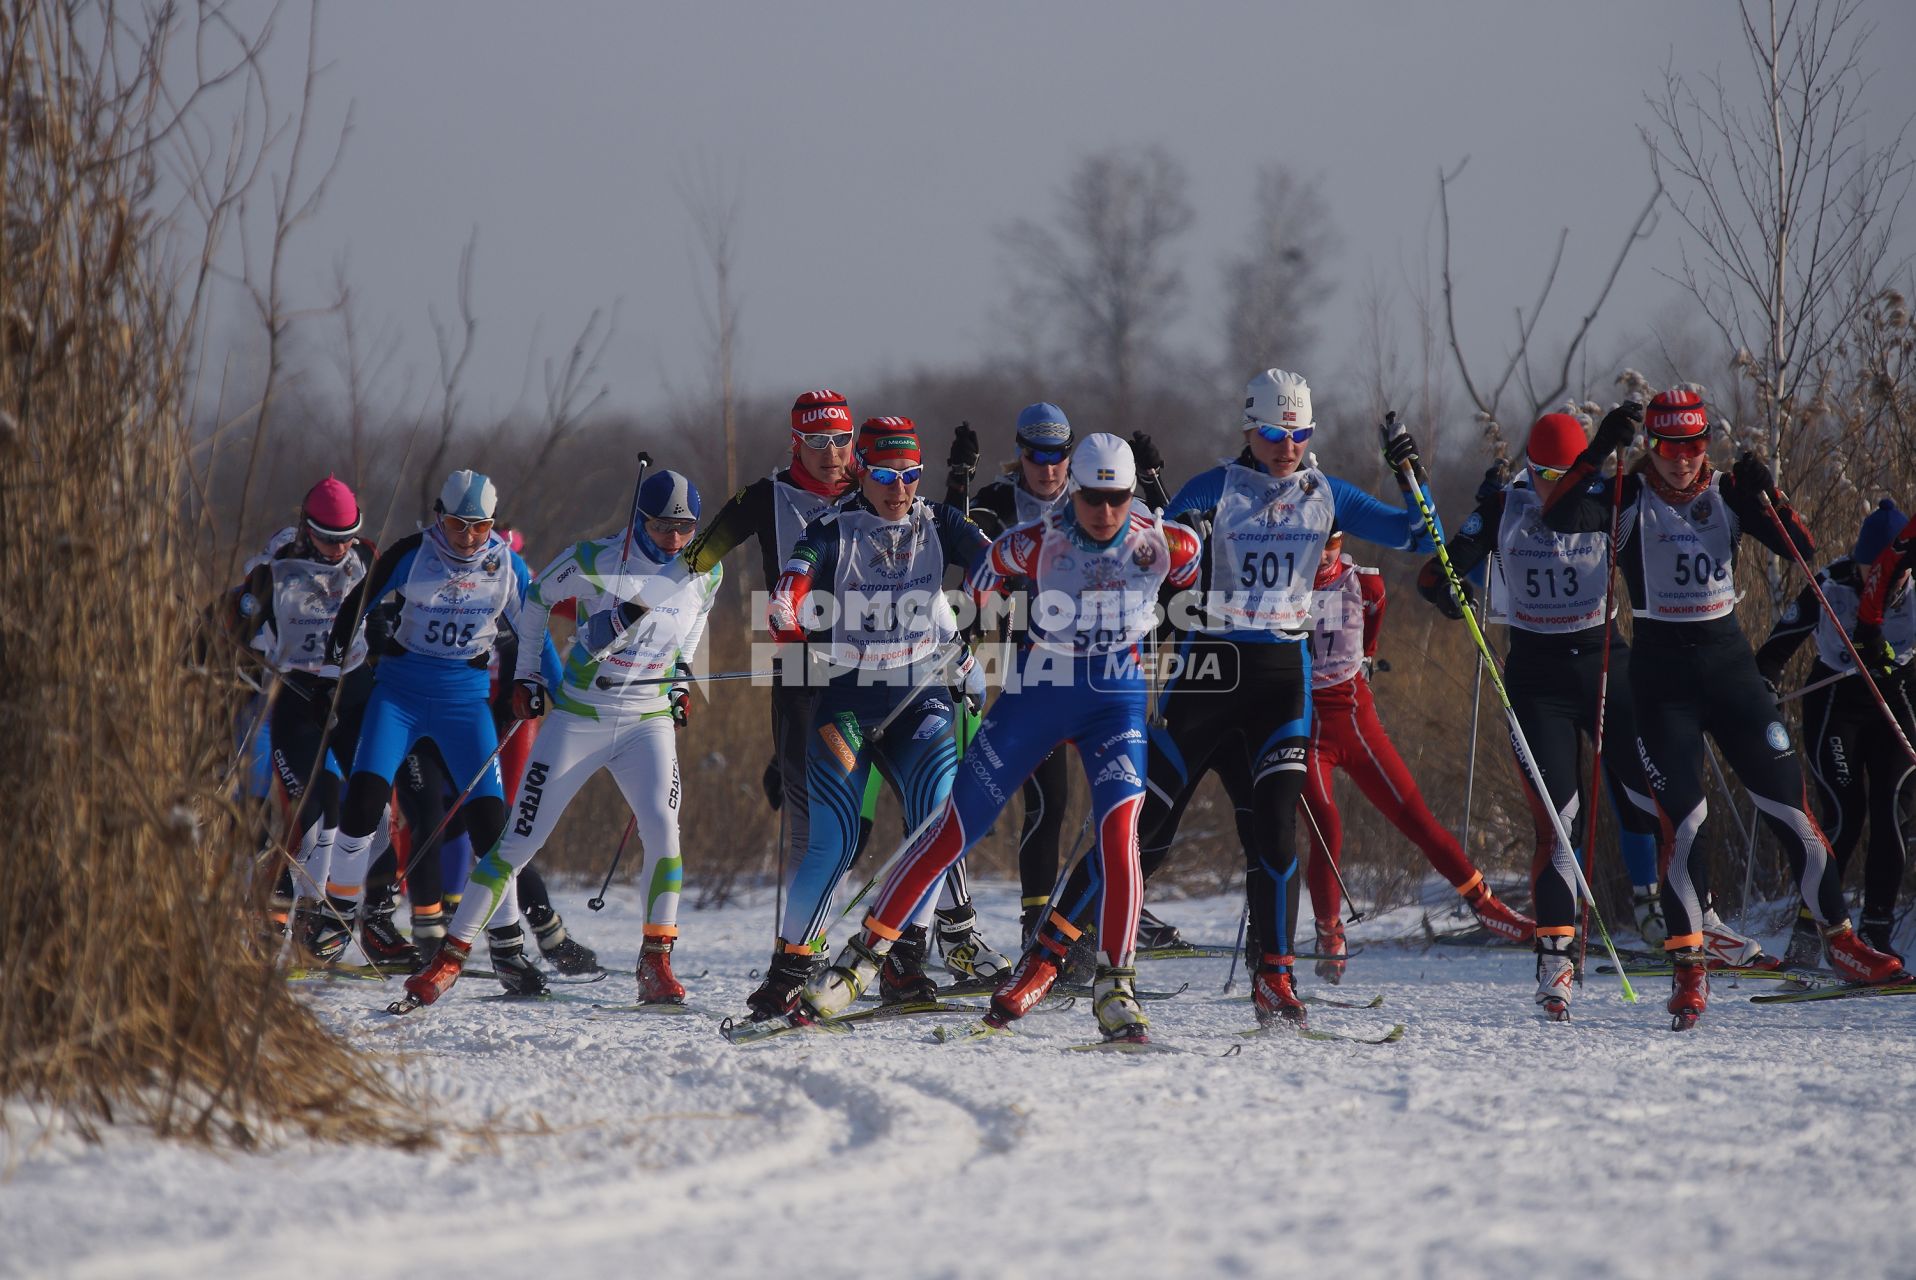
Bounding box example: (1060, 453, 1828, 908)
(4, 884, 1913, 1280)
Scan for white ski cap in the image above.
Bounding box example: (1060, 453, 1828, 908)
(1069, 432, 1136, 492)
(1244, 368, 1315, 432)
(438, 469, 498, 521)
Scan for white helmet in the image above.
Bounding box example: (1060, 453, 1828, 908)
(1068, 432, 1136, 492)
(1243, 368, 1315, 434)
(437, 469, 498, 521)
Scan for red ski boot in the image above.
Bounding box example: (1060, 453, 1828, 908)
(986, 913, 1077, 1027)
(1462, 874, 1536, 943)
(1252, 957, 1308, 1030)
(1313, 917, 1347, 985)
(1825, 924, 1905, 984)
(401, 937, 472, 1008)
(637, 931, 686, 1005)
(1667, 949, 1708, 1031)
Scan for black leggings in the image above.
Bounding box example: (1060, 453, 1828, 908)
(1016, 746, 1072, 906)
(1802, 663, 1916, 921)
(1631, 627, 1846, 945)
(367, 738, 556, 917)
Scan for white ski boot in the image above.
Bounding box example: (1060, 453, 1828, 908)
(1700, 907, 1766, 967)
(799, 935, 887, 1018)
(934, 906, 1010, 982)
(1534, 938, 1576, 1021)
(1092, 965, 1150, 1044)
(1631, 885, 1667, 948)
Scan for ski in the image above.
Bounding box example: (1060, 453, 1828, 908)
(465, 968, 610, 986)
(1055, 981, 1189, 1002)
(1064, 1037, 1181, 1055)
(1598, 962, 1834, 985)
(1748, 979, 1916, 1005)
(1237, 1022, 1407, 1046)
(833, 999, 987, 1025)
(586, 1001, 701, 1017)
(287, 964, 388, 983)
(1138, 943, 1360, 962)
(1233, 992, 1385, 1009)
(719, 1014, 852, 1046)
(933, 1020, 1014, 1044)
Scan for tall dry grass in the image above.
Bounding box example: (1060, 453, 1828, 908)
(0, 2, 418, 1148)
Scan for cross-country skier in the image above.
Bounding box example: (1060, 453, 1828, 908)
(228, 475, 374, 959)
(320, 469, 560, 995)
(1542, 388, 1903, 1029)
(1756, 498, 1916, 963)
(1305, 527, 1536, 982)
(1417, 413, 1664, 1017)
(401, 469, 720, 1008)
(797, 433, 1202, 1044)
(745, 420, 992, 1018)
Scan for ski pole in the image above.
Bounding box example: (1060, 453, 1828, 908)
(1758, 492, 1916, 769)
(1710, 745, 1764, 930)
(594, 667, 780, 689)
(1221, 901, 1250, 995)
(587, 815, 637, 911)
(615, 451, 654, 581)
(1295, 794, 1364, 924)
(869, 641, 965, 742)
(1460, 638, 1484, 852)
(1578, 448, 1626, 978)
(1782, 667, 1854, 703)
(1384, 415, 1637, 1001)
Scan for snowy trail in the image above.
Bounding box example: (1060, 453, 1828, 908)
(6, 884, 1914, 1279)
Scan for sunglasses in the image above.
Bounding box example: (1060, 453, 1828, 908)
(867, 465, 923, 486)
(797, 430, 854, 450)
(1022, 446, 1069, 466)
(1528, 461, 1571, 483)
(1649, 435, 1709, 459)
(441, 515, 494, 536)
(1251, 420, 1315, 445)
(306, 524, 353, 547)
(1076, 487, 1133, 508)
(645, 516, 698, 537)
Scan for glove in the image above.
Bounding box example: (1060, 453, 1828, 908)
(1359, 656, 1375, 682)
(1129, 431, 1165, 476)
(1381, 418, 1421, 472)
(761, 757, 783, 812)
(510, 680, 547, 721)
(1592, 401, 1642, 456)
(584, 601, 645, 655)
(767, 595, 800, 642)
(1475, 461, 1509, 504)
(1855, 623, 1897, 679)
(1417, 559, 1474, 620)
(1732, 450, 1775, 501)
(958, 652, 986, 717)
(669, 662, 692, 727)
(947, 421, 979, 472)
(363, 603, 397, 655)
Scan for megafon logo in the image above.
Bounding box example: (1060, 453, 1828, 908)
(797, 406, 851, 427)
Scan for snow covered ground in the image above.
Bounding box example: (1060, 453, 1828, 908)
(5, 881, 1914, 1280)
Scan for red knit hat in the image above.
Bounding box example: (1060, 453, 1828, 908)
(1645, 387, 1709, 441)
(302, 474, 361, 538)
(1525, 414, 1588, 471)
(856, 417, 921, 468)
(791, 389, 853, 436)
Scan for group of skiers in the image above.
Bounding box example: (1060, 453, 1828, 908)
(232, 370, 1916, 1042)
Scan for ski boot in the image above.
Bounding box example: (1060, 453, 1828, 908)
(361, 884, 421, 970)
(1824, 923, 1904, 984)
(636, 930, 686, 1004)
(1781, 907, 1823, 969)
(1018, 898, 1047, 950)
(1060, 922, 1100, 985)
(879, 924, 939, 1005)
(410, 909, 447, 967)
(1534, 935, 1576, 1022)
(800, 934, 889, 1018)
(1313, 917, 1347, 985)
(1135, 907, 1185, 951)
(1667, 948, 1709, 1031)
(528, 903, 601, 975)
(986, 912, 1078, 1027)
(402, 937, 472, 1007)
(1631, 885, 1667, 949)
(745, 947, 817, 1020)
(1859, 912, 1903, 963)
(1092, 965, 1149, 1044)
(294, 898, 355, 964)
(1700, 907, 1768, 968)
(1461, 874, 1535, 943)
(934, 905, 1009, 982)
(485, 923, 549, 996)
(1252, 957, 1308, 1030)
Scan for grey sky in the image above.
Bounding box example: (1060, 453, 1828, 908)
(242, 1, 1916, 426)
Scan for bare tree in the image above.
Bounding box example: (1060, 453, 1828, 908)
(1644, 0, 1912, 478)
(418, 232, 478, 519)
(998, 145, 1195, 433)
(679, 160, 744, 494)
(1221, 165, 1339, 380)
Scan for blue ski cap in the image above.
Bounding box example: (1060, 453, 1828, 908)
(1015, 402, 1073, 450)
(1854, 498, 1908, 567)
(437, 469, 497, 520)
(638, 469, 701, 522)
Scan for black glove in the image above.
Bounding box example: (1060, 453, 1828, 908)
(511, 680, 547, 721)
(761, 757, 783, 811)
(947, 421, 979, 472)
(363, 602, 398, 656)
(1129, 431, 1165, 476)
(1381, 419, 1421, 472)
(1854, 623, 1897, 679)
(1732, 450, 1775, 501)
(669, 662, 692, 727)
(1475, 461, 1509, 504)
(1593, 401, 1642, 456)
(1417, 559, 1476, 620)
